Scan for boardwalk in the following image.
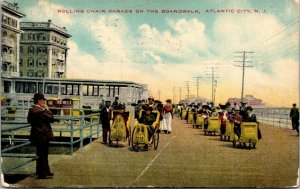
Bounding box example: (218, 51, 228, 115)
(5, 117, 299, 188)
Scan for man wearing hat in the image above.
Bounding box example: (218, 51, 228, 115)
(27, 93, 54, 179)
(290, 103, 299, 135)
(239, 101, 248, 119)
(243, 106, 262, 140)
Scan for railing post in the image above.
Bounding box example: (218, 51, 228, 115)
(97, 114, 100, 138)
(90, 117, 92, 143)
(80, 116, 83, 149)
(70, 117, 74, 155)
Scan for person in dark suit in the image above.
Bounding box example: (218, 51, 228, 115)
(27, 93, 54, 179)
(243, 106, 262, 140)
(100, 104, 111, 144)
(290, 103, 299, 135)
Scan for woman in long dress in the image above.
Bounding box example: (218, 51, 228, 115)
(163, 99, 173, 134)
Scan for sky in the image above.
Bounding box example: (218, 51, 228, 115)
(9, 0, 300, 107)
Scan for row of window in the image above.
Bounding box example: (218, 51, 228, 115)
(20, 46, 66, 58)
(2, 15, 18, 28)
(20, 32, 67, 46)
(2, 31, 15, 39)
(21, 33, 48, 41)
(19, 71, 45, 77)
(2, 47, 14, 54)
(20, 46, 48, 54)
(51, 35, 67, 46)
(11, 82, 121, 97)
(19, 58, 47, 67)
(2, 64, 17, 72)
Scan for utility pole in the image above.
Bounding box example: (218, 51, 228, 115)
(173, 86, 175, 103)
(179, 87, 182, 102)
(184, 81, 190, 100)
(206, 66, 219, 105)
(234, 51, 254, 102)
(213, 80, 217, 104)
(158, 90, 161, 101)
(193, 76, 202, 99)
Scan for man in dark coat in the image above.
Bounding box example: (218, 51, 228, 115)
(290, 103, 299, 135)
(100, 104, 111, 144)
(27, 93, 54, 179)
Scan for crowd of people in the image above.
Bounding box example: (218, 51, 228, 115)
(27, 92, 298, 179)
(176, 101, 262, 141)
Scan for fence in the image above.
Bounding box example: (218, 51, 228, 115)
(1, 106, 101, 174)
(255, 107, 292, 129)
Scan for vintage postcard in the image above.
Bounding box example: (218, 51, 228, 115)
(1, 0, 299, 188)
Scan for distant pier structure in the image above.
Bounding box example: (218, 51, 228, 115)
(1, 76, 148, 108)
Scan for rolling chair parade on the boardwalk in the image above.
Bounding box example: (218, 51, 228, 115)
(98, 96, 175, 152)
(176, 101, 262, 150)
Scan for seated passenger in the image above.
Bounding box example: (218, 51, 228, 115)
(138, 105, 156, 141)
(243, 106, 262, 140)
(201, 105, 211, 130)
(233, 107, 242, 139)
(219, 104, 228, 135)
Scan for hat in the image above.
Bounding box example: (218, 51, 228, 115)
(202, 105, 209, 109)
(241, 101, 248, 104)
(33, 93, 46, 101)
(219, 104, 227, 110)
(148, 96, 154, 100)
(246, 106, 253, 111)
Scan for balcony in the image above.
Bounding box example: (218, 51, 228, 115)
(2, 53, 14, 63)
(1, 38, 14, 47)
(57, 66, 65, 73)
(57, 53, 65, 60)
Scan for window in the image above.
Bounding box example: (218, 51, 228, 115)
(2, 47, 8, 53)
(19, 59, 23, 67)
(38, 46, 42, 53)
(36, 71, 44, 77)
(4, 81, 11, 93)
(2, 31, 7, 37)
(20, 46, 23, 53)
(28, 33, 33, 40)
(29, 46, 34, 54)
(60, 84, 66, 95)
(37, 33, 43, 40)
(2, 16, 7, 24)
(28, 58, 34, 67)
(93, 86, 99, 96)
(16, 82, 37, 93)
(28, 70, 34, 77)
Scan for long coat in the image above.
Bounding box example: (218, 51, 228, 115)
(27, 105, 54, 144)
(100, 107, 110, 129)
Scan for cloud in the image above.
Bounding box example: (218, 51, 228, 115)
(137, 18, 211, 60)
(85, 15, 131, 64)
(64, 11, 297, 106)
(23, 0, 73, 25)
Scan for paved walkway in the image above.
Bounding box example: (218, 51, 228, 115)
(4, 117, 299, 188)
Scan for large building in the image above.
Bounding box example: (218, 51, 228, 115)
(1, 1, 25, 77)
(1, 2, 148, 108)
(19, 20, 71, 78)
(227, 94, 265, 107)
